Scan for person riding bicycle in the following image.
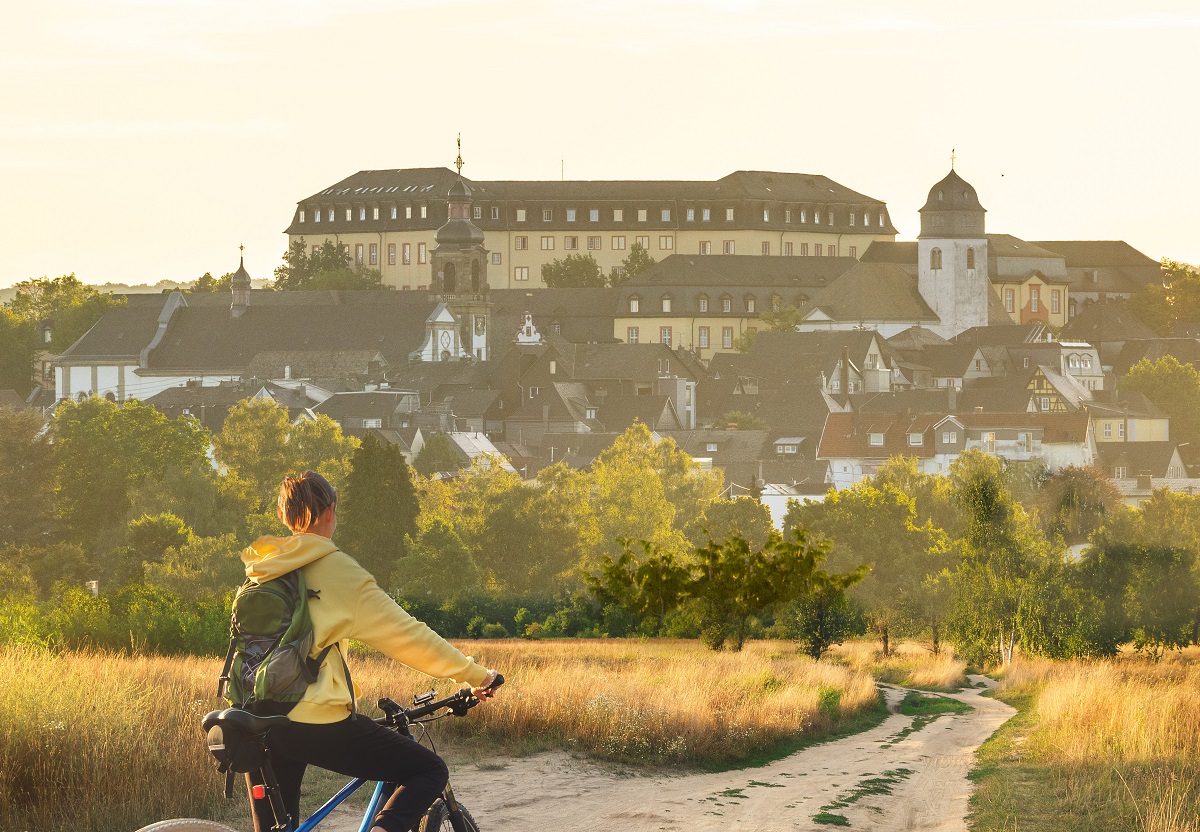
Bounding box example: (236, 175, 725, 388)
(241, 470, 500, 832)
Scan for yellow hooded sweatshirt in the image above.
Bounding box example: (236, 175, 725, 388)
(241, 533, 489, 724)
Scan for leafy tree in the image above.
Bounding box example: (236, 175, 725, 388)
(396, 520, 481, 600)
(289, 415, 358, 495)
(783, 568, 865, 660)
(1036, 466, 1123, 546)
(1128, 283, 1173, 336)
(541, 254, 608, 288)
(871, 456, 960, 537)
(5, 274, 125, 353)
(413, 434, 463, 477)
(586, 540, 691, 635)
(273, 239, 383, 291)
(4, 542, 90, 596)
(0, 406, 57, 547)
(1123, 355, 1200, 446)
(113, 512, 195, 587)
(759, 304, 803, 332)
(336, 433, 420, 587)
(693, 497, 773, 552)
(713, 410, 767, 430)
(612, 242, 656, 285)
(0, 309, 35, 395)
(53, 397, 210, 544)
(791, 481, 950, 656)
(143, 533, 244, 602)
(187, 271, 234, 294)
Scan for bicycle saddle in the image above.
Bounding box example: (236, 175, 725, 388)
(202, 708, 291, 737)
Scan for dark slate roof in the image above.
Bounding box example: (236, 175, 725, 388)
(801, 262, 938, 323)
(245, 350, 386, 381)
(289, 168, 898, 235)
(558, 342, 703, 382)
(671, 429, 772, 464)
(1095, 442, 1180, 477)
(312, 391, 416, 420)
(596, 394, 680, 433)
(1060, 301, 1159, 344)
(861, 240, 918, 265)
(986, 234, 1064, 261)
(954, 323, 1048, 346)
(0, 389, 28, 409)
(849, 389, 959, 415)
(1112, 338, 1200, 376)
(57, 294, 167, 361)
(384, 360, 485, 397)
(440, 388, 499, 418)
(740, 330, 885, 377)
(913, 344, 984, 376)
(624, 254, 858, 290)
(920, 169, 985, 213)
(489, 288, 618, 345)
(1032, 241, 1160, 269)
(144, 291, 436, 372)
(885, 326, 950, 351)
(1087, 390, 1166, 420)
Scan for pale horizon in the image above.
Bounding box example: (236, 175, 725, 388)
(3, 0, 1198, 289)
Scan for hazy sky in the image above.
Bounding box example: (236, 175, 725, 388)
(3, 0, 1198, 289)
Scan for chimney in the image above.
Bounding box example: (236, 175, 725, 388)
(1137, 472, 1152, 490)
(948, 384, 958, 412)
(840, 345, 850, 395)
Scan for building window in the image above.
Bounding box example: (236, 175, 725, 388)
(406, 205, 413, 219)
(930, 248, 943, 269)
(1115, 466, 1127, 479)
(1005, 288, 1015, 313)
(420, 205, 427, 219)
(908, 433, 923, 446)
(984, 432, 996, 453)
(702, 208, 711, 221)
(849, 212, 855, 226)
(1031, 287, 1040, 312)
(745, 297, 756, 313)
(662, 296, 672, 313)
(942, 430, 957, 444)
(967, 247, 976, 269)
(629, 296, 640, 313)
(637, 209, 647, 222)
(362, 418, 382, 429)
(814, 209, 821, 224)
(827, 244, 837, 256)
(587, 235, 601, 250)
(849, 246, 857, 258)
(706, 442, 719, 452)
(800, 243, 809, 256)
(699, 240, 711, 255)
(699, 326, 709, 348)
(346, 208, 353, 221)
(723, 240, 735, 255)
(628, 327, 639, 343)
(661, 209, 671, 222)
(529, 387, 540, 398)
(687, 208, 695, 221)
(763, 209, 770, 222)
(299, 210, 306, 223)
(355, 243, 364, 263)
(564, 236, 578, 250)
(722, 297, 732, 313)
(542, 208, 553, 222)
(391, 206, 397, 219)
(368, 243, 377, 265)
(313, 209, 320, 224)
(491, 207, 500, 220)
(785, 209, 792, 223)
(418, 243, 427, 264)
(725, 208, 734, 221)
(473, 207, 481, 220)
(659, 235, 674, 250)
(1052, 290, 1061, 314)
(761, 241, 770, 255)
(514, 266, 529, 281)
(567, 209, 576, 222)
(491, 252, 502, 265)
(814, 244, 823, 257)
(868, 433, 884, 446)
(879, 212, 886, 227)
(516, 209, 527, 222)
(698, 295, 709, 312)
(541, 236, 555, 250)
(515, 236, 528, 250)
(722, 327, 733, 349)
(784, 242, 793, 256)
(402, 243, 411, 264)
(590, 209, 599, 222)
(1040, 396, 1050, 411)
(388, 244, 396, 265)
(613, 235, 626, 250)
(636, 235, 650, 250)
(613, 209, 624, 221)
(660, 326, 672, 346)
(1119, 422, 1126, 439)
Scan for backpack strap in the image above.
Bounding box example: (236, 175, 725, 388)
(217, 633, 237, 700)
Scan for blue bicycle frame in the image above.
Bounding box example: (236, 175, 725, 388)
(291, 776, 389, 832)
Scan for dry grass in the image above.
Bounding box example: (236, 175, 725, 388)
(1, 639, 882, 832)
(826, 639, 968, 690)
(974, 648, 1200, 832)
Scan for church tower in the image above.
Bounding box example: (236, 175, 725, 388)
(429, 137, 492, 359)
(917, 166, 988, 339)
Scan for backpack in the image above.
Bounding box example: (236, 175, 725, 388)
(217, 569, 347, 714)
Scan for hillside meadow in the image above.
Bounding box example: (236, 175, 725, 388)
(1, 639, 888, 832)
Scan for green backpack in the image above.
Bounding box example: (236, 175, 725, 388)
(217, 570, 344, 713)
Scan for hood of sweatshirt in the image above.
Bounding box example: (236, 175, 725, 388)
(242, 533, 340, 583)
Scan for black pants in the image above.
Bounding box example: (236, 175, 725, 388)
(246, 716, 448, 832)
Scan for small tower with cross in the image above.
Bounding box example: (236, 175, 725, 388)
(917, 158, 989, 338)
(231, 245, 252, 318)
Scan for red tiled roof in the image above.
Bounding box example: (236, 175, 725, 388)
(817, 412, 942, 460)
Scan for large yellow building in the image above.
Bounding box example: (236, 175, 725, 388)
(285, 168, 898, 290)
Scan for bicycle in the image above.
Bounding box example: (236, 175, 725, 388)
(135, 676, 503, 832)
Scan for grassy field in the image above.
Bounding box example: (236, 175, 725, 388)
(970, 647, 1200, 832)
(0, 639, 883, 832)
(826, 639, 968, 690)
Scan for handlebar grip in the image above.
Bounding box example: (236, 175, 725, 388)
(486, 672, 505, 690)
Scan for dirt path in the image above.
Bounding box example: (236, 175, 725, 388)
(333, 675, 1015, 831)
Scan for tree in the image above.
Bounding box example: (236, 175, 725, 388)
(693, 497, 773, 552)
(613, 242, 656, 285)
(336, 434, 420, 587)
(1128, 283, 1173, 336)
(541, 254, 608, 288)
(397, 520, 481, 600)
(0, 309, 35, 396)
(187, 271, 234, 294)
(1036, 466, 1123, 546)
(0, 406, 57, 547)
(273, 238, 384, 291)
(586, 540, 691, 636)
(759, 304, 803, 332)
(413, 434, 463, 477)
(53, 397, 210, 544)
(1123, 355, 1200, 446)
(6, 274, 125, 353)
(714, 410, 767, 430)
(784, 568, 864, 660)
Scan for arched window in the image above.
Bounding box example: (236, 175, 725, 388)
(966, 247, 976, 270)
(443, 261, 456, 292)
(930, 248, 943, 270)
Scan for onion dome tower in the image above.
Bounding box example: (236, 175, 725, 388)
(917, 156, 989, 338)
(231, 246, 252, 318)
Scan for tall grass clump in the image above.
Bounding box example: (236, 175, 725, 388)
(827, 639, 967, 690)
(974, 649, 1200, 832)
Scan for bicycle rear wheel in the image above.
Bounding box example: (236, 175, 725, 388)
(419, 799, 480, 832)
(133, 821, 238, 832)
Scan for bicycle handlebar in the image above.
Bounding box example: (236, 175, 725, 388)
(376, 673, 505, 726)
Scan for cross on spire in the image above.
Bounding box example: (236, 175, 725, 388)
(455, 134, 463, 176)
(951, 147, 956, 170)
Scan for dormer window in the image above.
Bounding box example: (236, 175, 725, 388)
(868, 433, 884, 446)
(745, 296, 756, 313)
(908, 433, 924, 446)
(629, 295, 640, 313)
(722, 296, 732, 313)
(585, 407, 597, 420)
(543, 208, 553, 221)
(706, 442, 719, 452)
(299, 210, 306, 223)
(698, 294, 709, 313)
(662, 296, 672, 313)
